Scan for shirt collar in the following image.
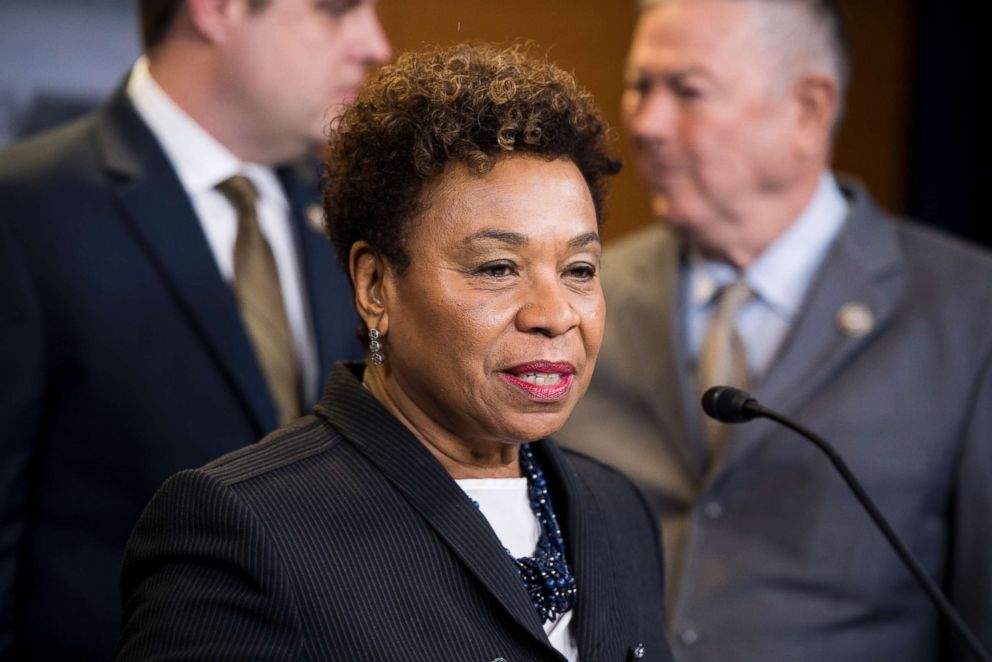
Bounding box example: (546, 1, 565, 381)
(747, 172, 847, 315)
(125, 57, 287, 208)
(688, 172, 848, 316)
(127, 57, 241, 194)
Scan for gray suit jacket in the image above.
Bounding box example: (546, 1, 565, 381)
(559, 183, 992, 661)
(117, 363, 675, 662)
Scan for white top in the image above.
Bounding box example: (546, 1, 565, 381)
(685, 171, 849, 381)
(457, 478, 580, 661)
(126, 58, 319, 404)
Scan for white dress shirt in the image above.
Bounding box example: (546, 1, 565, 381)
(684, 172, 849, 382)
(126, 57, 319, 404)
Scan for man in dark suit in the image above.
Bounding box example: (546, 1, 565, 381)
(0, 0, 391, 657)
(559, 1, 992, 660)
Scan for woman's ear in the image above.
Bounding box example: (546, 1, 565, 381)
(349, 241, 390, 336)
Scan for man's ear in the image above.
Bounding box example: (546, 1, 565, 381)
(350, 241, 391, 337)
(184, 0, 246, 44)
(791, 73, 839, 158)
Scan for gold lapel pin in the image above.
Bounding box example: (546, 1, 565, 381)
(305, 203, 326, 234)
(837, 302, 874, 338)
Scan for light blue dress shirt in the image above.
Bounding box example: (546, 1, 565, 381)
(683, 172, 849, 383)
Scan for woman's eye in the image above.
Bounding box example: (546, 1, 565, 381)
(565, 263, 597, 281)
(475, 262, 517, 278)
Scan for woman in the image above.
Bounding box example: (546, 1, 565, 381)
(117, 44, 672, 662)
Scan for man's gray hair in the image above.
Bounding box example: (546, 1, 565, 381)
(640, 0, 850, 122)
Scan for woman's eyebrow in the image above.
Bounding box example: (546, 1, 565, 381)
(463, 229, 528, 246)
(569, 232, 601, 249)
(461, 230, 600, 250)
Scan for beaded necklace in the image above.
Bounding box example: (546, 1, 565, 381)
(471, 444, 577, 624)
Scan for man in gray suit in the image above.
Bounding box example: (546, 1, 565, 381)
(559, 1, 992, 660)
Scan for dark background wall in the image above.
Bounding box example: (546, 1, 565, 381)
(0, 0, 982, 247)
(905, 0, 986, 248)
(0, 0, 139, 146)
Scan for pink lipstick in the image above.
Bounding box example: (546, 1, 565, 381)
(499, 361, 576, 401)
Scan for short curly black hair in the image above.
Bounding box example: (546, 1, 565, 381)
(322, 42, 621, 276)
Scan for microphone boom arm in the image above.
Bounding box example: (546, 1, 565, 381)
(704, 387, 991, 662)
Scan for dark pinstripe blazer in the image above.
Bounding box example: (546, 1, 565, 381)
(117, 363, 674, 662)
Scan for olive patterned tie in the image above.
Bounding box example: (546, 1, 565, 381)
(697, 280, 752, 470)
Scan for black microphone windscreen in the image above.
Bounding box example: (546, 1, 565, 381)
(701, 386, 759, 423)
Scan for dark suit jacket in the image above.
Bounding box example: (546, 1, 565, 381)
(559, 182, 992, 661)
(0, 88, 363, 660)
(116, 363, 673, 662)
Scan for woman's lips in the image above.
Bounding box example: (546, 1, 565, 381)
(499, 362, 576, 402)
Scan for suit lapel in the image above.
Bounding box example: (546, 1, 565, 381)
(619, 228, 704, 479)
(276, 162, 362, 388)
(721, 185, 908, 469)
(96, 89, 276, 434)
(314, 365, 556, 654)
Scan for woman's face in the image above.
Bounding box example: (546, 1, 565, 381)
(377, 156, 605, 450)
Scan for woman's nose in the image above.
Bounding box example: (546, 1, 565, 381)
(515, 276, 581, 337)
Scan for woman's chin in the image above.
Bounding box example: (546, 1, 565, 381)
(504, 410, 575, 444)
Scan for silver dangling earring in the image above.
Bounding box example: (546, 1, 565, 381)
(368, 328, 385, 365)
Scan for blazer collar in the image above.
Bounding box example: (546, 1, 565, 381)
(314, 363, 624, 660)
(96, 85, 277, 434)
(535, 440, 625, 661)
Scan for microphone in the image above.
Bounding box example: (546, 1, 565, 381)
(701, 386, 991, 662)
(700, 385, 762, 422)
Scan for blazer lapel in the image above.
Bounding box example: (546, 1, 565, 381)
(533, 441, 622, 661)
(96, 89, 276, 434)
(314, 365, 555, 654)
(721, 184, 909, 469)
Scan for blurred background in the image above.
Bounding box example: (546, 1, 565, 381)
(1, 0, 982, 247)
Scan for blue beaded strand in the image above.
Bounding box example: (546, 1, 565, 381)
(515, 443, 577, 623)
(468, 444, 577, 624)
